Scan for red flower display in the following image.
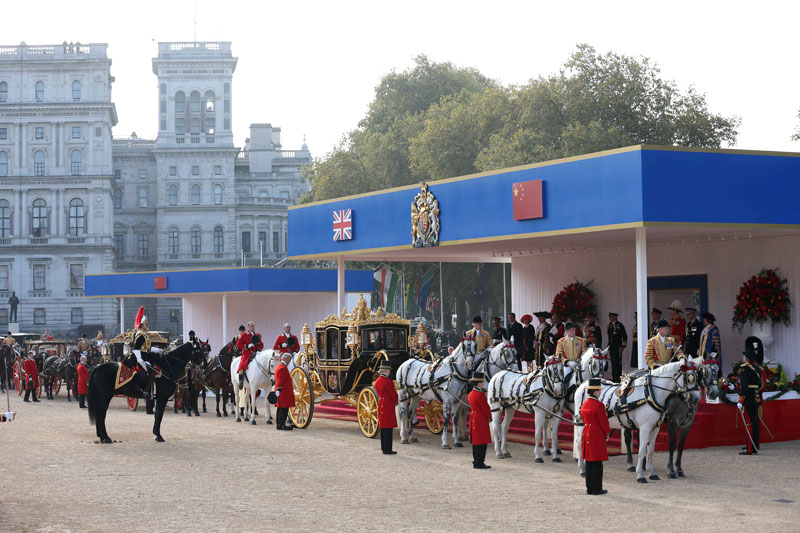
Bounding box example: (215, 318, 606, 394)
(551, 280, 596, 321)
(732, 268, 791, 332)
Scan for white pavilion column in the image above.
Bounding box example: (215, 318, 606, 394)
(222, 293, 228, 345)
(119, 297, 125, 334)
(635, 227, 648, 369)
(337, 256, 345, 314)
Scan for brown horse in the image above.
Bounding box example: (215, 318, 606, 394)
(43, 352, 79, 401)
(202, 339, 238, 417)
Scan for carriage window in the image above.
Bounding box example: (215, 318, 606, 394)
(384, 329, 407, 350)
(363, 330, 381, 351)
(326, 329, 338, 361)
(316, 332, 326, 360)
(340, 331, 352, 361)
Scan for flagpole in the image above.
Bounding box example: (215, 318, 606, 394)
(438, 262, 444, 332)
(401, 263, 406, 319)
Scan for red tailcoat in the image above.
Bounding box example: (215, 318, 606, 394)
(77, 362, 89, 395)
(374, 375, 398, 428)
(468, 388, 492, 445)
(273, 334, 300, 354)
(580, 396, 610, 462)
(274, 363, 295, 408)
(23, 358, 39, 389)
(236, 331, 263, 372)
(670, 317, 686, 345)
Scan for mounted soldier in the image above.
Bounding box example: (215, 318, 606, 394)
(236, 321, 263, 388)
(644, 319, 683, 369)
(466, 315, 492, 353)
(131, 306, 161, 397)
(77, 334, 91, 354)
(683, 308, 702, 356)
(273, 323, 299, 355)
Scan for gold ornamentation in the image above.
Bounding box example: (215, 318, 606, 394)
(315, 294, 411, 329)
(411, 183, 440, 248)
(108, 329, 168, 345)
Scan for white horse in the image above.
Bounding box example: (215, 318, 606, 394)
(487, 355, 566, 461)
(574, 357, 698, 482)
(396, 338, 475, 449)
(230, 349, 280, 425)
(477, 340, 519, 379)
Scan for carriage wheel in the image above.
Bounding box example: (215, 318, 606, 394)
(289, 367, 314, 429)
(423, 400, 444, 434)
(53, 376, 62, 396)
(128, 396, 138, 411)
(13, 361, 22, 395)
(357, 387, 379, 439)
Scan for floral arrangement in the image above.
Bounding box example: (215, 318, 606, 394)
(732, 268, 791, 332)
(551, 280, 596, 321)
(721, 363, 799, 404)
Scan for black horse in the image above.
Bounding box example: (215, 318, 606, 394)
(202, 340, 238, 417)
(87, 342, 199, 443)
(43, 352, 78, 401)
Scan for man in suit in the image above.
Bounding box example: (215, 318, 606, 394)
(649, 308, 663, 338)
(737, 336, 764, 455)
(507, 312, 524, 368)
(606, 312, 627, 381)
(684, 308, 703, 356)
(556, 321, 586, 363)
(467, 315, 492, 352)
(644, 319, 684, 369)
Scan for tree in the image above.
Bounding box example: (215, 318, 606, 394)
(793, 108, 800, 142)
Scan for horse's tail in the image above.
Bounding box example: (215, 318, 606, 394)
(87, 367, 100, 425)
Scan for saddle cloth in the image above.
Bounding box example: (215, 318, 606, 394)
(115, 362, 161, 391)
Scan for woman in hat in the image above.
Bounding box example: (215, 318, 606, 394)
(77, 354, 89, 408)
(375, 360, 398, 455)
(581, 378, 609, 494)
(698, 312, 722, 366)
(468, 371, 491, 469)
(737, 337, 764, 455)
(520, 314, 535, 371)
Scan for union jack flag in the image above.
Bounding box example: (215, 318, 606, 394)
(332, 209, 353, 241)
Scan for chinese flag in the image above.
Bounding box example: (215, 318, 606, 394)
(512, 179, 543, 220)
(154, 276, 167, 290)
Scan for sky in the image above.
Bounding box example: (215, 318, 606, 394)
(4, 0, 799, 158)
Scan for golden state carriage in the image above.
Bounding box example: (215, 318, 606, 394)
(288, 295, 444, 437)
(11, 337, 70, 397)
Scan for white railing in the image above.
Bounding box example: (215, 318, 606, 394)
(0, 43, 107, 60)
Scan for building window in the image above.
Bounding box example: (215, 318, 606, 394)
(137, 187, 147, 208)
(213, 226, 224, 253)
(33, 150, 45, 176)
(205, 118, 215, 135)
(241, 231, 251, 254)
(35, 81, 44, 102)
(33, 264, 46, 290)
(0, 265, 9, 290)
(190, 117, 200, 134)
(205, 90, 215, 113)
(32, 198, 47, 236)
(273, 231, 279, 253)
(0, 81, 7, 102)
(113, 188, 122, 208)
(175, 91, 185, 113)
(114, 233, 123, 256)
(95, 126, 102, 137)
(169, 165, 177, 176)
(114, 169, 121, 179)
(0, 310, 7, 324)
(71, 150, 82, 175)
(72, 126, 81, 139)
(138, 169, 147, 179)
(0, 200, 10, 237)
(68, 198, 85, 236)
(72, 80, 81, 101)
(0, 151, 7, 177)
(191, 184, 201, 205)
(170, 309, 180, 323)
(258, 231, 266, 252)
(69, 264, 84, 290)
(192, 165, 199, 176)
(71, 308, 83, 324)
(190, 227, 201, 254)
(137, 233, 148, 256)
(35, 127, 44, 140)
(259, 190, 268, 199)
(281, 191, 290, 199)
(213, 184, 223, 205)
(168, 228, 179, 254)
(190, 91, 201, 113)
(176, 118, 185, 135)
(34, 308, 46, 325)
(0, 127, 7, 140)
(214, 165, 222, 175)
(168, 184, 178, 206)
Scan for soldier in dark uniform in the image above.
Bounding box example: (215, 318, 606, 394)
(683, 308, 702, 356)
(534, 311, 552, 368)
(490, 316, 508, 345)
(649, 308, 662, 338)
(520, 314, 535, 371)
(606, 311, 627, 381)
(507, 312, 524, 368)
(737, 336, 764, 455)
(630, 312, 639, 368)
(584, 312, 602, 347)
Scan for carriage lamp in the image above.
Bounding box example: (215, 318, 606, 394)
(415, 323, 428, 349)
(123, 343, 131, 356)
(301, 323, 312, 352)
(346, 324, 358, 348)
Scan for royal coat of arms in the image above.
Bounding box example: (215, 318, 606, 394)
(411, 183, 440, 247)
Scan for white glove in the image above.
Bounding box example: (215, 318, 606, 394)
(281, 343, 287, 348)
(727, 383, 735, 391)
(275, 390, 280, 397)
(151, 346, 163, 354)
(248, 344, 254, 349)
(736, 402, 743, 410)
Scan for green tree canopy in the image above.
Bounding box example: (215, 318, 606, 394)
(302, 44, 740, 203)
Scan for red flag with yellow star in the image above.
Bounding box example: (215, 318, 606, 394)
(512, 179, 543, 220)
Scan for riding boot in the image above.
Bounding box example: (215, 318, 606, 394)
(24, 388, 31, 402)
(238, 372, 245, 389)
(144, 366, 157, 400)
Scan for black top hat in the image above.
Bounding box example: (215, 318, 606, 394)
(743, 336, 764, 365)
(564, 321, 576, 330)
(379, 359, 392, 370)
(607, 311, 619, 316)
(472, 315, 483, 324)
(701, 312, 716, 322)
(656, 319, 670, 329)
(534, 311, 551, 319)
(685, 307, 697, 313)
(587, 377, 601, 390)
(239, 325, 246, 332)
(470, 371, 485, 383)
(651, 307, 662, 315)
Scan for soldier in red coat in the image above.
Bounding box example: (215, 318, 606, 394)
(468, 371, 491, 469)
(236, 322, 263, 388)
(77, 354, 89, 408)
(273, 323, 300, 355)
(274, 352, 296, 430)
(581, 378, 610, 495)
(374, 360, 398, 455)
(23, 352, 40, 402)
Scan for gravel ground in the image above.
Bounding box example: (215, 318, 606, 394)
(1, 391, 798, 533)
